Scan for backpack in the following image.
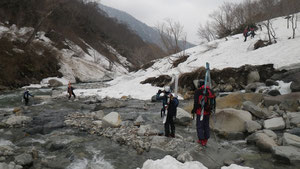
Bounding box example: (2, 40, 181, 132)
(198, 88, 216, 112)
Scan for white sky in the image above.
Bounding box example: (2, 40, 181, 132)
(99, 0, 243, 44)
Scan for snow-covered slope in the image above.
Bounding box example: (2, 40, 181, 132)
(73, 14, 300, 100)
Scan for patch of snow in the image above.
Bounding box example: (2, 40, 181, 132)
(22, 84, 46, 89)
(138, 155, 208, 169)
(272, 81, 292, 95)
(221, 164, 254, 169)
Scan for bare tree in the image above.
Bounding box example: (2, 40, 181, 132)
(156, 19, 186, 55)
(197, 22, 215, 42)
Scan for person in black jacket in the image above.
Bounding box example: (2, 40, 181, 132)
(67, 82, 76, 100)
(156, 86, 179, 137)
(23, 89, 34, 106)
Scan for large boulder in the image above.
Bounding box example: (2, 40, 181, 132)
(242, 101, 272, 119)
(246, 132, 277, 152)
(48, 79, 63, 87)
(283, 133, 300, 148)
(272, 146, 300, 165)
(216, 93, 263, 109)
(245, 82, 264, 93)
(2, 115, 32, 127)
(265, 79, 279, 86)
(291, 79, 300, 92)
(263, 92, 300, 111)
(263, 117, 285, 130)
(102, 112, 122, 128)
(211, 108, 252, 138)
(175, 108, 192, 126)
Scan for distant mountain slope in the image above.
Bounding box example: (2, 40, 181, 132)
(98, 4, 195, 51)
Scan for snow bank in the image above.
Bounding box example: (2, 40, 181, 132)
(138, 155, 208, 169)
(138, 155, 253, 169)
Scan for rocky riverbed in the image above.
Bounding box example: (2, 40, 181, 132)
(0, 83, 300, 169)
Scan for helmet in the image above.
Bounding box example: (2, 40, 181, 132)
(164, 86, 170, 93)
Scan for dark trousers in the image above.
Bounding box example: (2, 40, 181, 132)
(24, 98, 29, 106)
(196, 114, 210, 140)
(165, 113, 175, 137)
(68, 92, 76, 99)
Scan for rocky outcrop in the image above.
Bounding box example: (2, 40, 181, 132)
(263, 117, 285, 130)
(102, 112, 122, 128)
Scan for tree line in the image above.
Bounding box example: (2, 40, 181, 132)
(198, 0, 300, 42)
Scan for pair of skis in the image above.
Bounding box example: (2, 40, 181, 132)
(200, 62, 211, 121)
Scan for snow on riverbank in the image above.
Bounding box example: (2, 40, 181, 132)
(61, 14, 300, 100)
(137, 155, 253, 169)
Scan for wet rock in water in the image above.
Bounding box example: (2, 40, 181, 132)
(242, 101, 272, 119)
(268, 90, 281, 96)
(265, 79, 279, 86)
(177, 151, 193, 163)
(263, 117, 285, 130)
(102, 112, 122, 128)
(272, 146, 300, 165)
(94, 99, 126, 110)
(13, 107, 23, 116)
(0, 145, 15, 156)
(134, 115, 145, 126)
(291, 79, 300, 92)
(211, 108, 252, 138)
(43, 121, 65, 134)
(14, 153, 33, 166)
(283, 133, 300, 148)
(48, 79, 63, 87)
(287, 112, 300, 127)
(246, 120, 262, 133)
(2, 115, 32, 127)
(247, 71, 260, 84)
(175, 108, 192, 126)
(246, 132, 277, 152)
(0, 162, 22, 169)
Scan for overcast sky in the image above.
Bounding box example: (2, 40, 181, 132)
(99, 0, 242, 44)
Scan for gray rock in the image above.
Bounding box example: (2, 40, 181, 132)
(102, 112, 122, 128)
(283, 133, 300, 148)
(242, 101, 272, 119)
(92, 121, 102, 128)
(247, 132, 277, 152)
(48, 79, 63, 87)
(291, 79, 300, 92)
(2, 115, 32, 127)
(14, 153, 33, 166)
(262, 129, 277, 140)
(177, 151, 193, 163)
(94, 99, 126, 110)
(151, 95, 158, 102)
(134, 115, 145, 126)
(224, 84, 233, 92)
(268, 90, 281, 96)
(246, 120, 262, 133)
(264, 117, 285, 130)
(265, 79, 279, 86)
(263, 92, 300, 111)
(0, 145, 15, 156)
(272, 146, 300, 165)
(91, 110, 105, 120)
(245, 82, 264, 93)
(247, 71, 260, 84)
(137, 125, 158, 136)
(287, 112, 300, 127)
(288, 128, 300, 137)
(175, 108, 192, 126)
(0, 162, 22, 169)
(211, 108, 252, 138)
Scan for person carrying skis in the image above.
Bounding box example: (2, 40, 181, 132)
(23, 89, 34, 106)
(156, 86, 179, 137)
(67, 82, 76, 100)
(191, 80, 216, 147)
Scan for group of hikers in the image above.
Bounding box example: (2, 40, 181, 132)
(156, 79, 216, 147)
(23, 79, 215, 147)
(243, 26, 256, 42)
(23, 82, 76, 106)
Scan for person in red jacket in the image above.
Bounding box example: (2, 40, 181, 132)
(192, 80, 216, 147)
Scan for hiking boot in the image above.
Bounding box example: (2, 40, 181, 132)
(197, 140, 201, 144)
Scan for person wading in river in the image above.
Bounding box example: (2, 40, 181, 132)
(23, 89, 34, 106)
(67, 82, 76, 100)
